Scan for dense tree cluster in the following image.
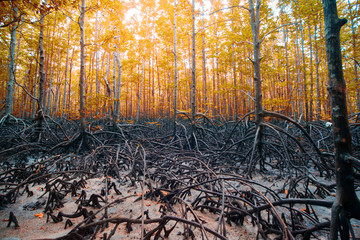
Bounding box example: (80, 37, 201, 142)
(0, 0, 359, 121)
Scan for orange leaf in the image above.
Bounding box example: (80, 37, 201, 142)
(301, 208, 306, 212)
(146, 204, 151, 206)
(40, 226, 44, 230)
(137, 193, 142, 196)
(36, 187, 41, 191)
(160, 190, 168, 196)
(35, 213, 44, 218)
(284, 190, 288, 194)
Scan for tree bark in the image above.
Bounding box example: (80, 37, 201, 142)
(173, 0, 178, 134)
(231, 4, 237, 120)
(215, 23, 220, 118)
(37, 4, 45, 134)
(136, 58, 145, 122)
(5, 4, 18, 117)
(322, 0, 360, 239)
(295, 19, 302, 121)
(247, 0, 264, 175)
(79, 0, 87, 135)
(113, 49, 122, 123)
(189, 0, 196, 148)
(45, 11, 58, 116)
(314, 24, 321, 120)
(103, 53, 111, 116)
(300, 20, 308, 122)
(308, 25, 314, 122)
(95, 6, 100, 115)
(62, 19, 71, 117)
(201, 1, 207, 113)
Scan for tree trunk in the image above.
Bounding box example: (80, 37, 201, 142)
(314, 24, 321, 120)
(45, 12, 58, 116)
(308, 25, 314, 122)
(62, 19, 71, 117)
(283, 26, 292, 117)
(95, 7, 100, 115)
(215, 23, 220, 118)
(32, 48, 39, 119)
(322, 1, 360, 239)
(300, 20, 308, 122)
(201, 2, 207, 113)
(173, 0, 178, 134)
(52, 49, 62, 115)
(103, 53, 111, 116)
(37, 5, 45, 135)
(113, 49, 122, 123)
(79, 0, 87, 135)
(189, 0, 196, 148)
(295, 19, 302, 121)
(231, 5, 237, 120)
(136, 59, 145, 122)
(67, 49, 75, 114)
(5, 5, 18, 117)
(247, 0, 264, 175)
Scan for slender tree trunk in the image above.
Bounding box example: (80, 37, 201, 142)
(212, 59, 216, 118)
(37, 5, 45, 133)
(173, 0, 178, 134)
(189, 0, 196, 147)
(103, 53, 111, 116)
(308, 25, 314, 122)
(283, 26, 292, 117)
(62, 20, 71, 117)
(113, 49, 122, 123)
(201, 1, 207, 113)
(136, 59, 145, 122)
(314, 24, 321, 120)
(215, 23, 220, 118)
(300, 20, 308, 122)
(52, 49, 61, 115)
(250, 0, 263, 126)
(95, 6, 100, 115)
(322, 1, 360, 239)
(32, 48, 39, 119)
(247, 0, 264, 175)
(113, 52, 116, 116)
(295, 20, 302, 121)
(67, 49, 75, 113)
(46, 12, 58, 115)
(5, 5, 18, 117)
(79, 0, 87, 135)
(231, 5, 237, 120)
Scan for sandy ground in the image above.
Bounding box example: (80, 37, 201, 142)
(0, 177, 258, 240)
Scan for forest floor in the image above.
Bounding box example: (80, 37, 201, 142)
(0, 116, 359, 240)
